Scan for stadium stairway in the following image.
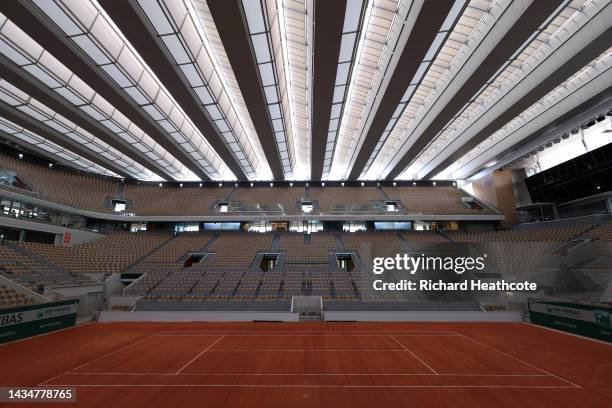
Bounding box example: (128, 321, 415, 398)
(377, 185, 392, 200)
(121, 234, 177, 273)
(270, 234, 281, 251)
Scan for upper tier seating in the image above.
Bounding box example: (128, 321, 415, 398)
(0, 154, 116, 212)
(382, 186, 495, 215)
(1, 154, 501, 217)
(229, 187, 304, 213)
(309, 187, 384, 211)
(124, 184, 231, 215)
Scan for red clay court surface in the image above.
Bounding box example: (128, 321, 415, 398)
(0, 322, 610, 407)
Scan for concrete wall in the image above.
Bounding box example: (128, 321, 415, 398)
(511, 168, 532, 207)
(471, 170, 518, 226)
(324, 311, 523, 322)
(99, 311, 299, 322)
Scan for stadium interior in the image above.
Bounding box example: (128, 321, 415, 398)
(0, 0, 610, 407)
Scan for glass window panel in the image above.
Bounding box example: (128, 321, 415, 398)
(251, 34, 271, 63)
(338, 32, 356, 62)
(264, 86, 278, 103)
(72, 35, 111, 64)
(124, 86, 149, 105)
(179, 63, 204, 87)
(343, 0, 362, 32)
(0, 39, 31, 65)
(268, 103, 281, 119)
(100, 64, 133, 88)
(31, 0, 82, 35)
(142, 104, 164, 120)
(22, 65, 61, 88)
(161, 34, 191, 64)
(137, 0, 174, 35)
(54, 87, 85, 105)
(259, 62, 275, 86)
(242, 0, 266, 33)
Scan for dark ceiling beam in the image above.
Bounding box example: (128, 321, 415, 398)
(99, 0, 249, 180)
(309, 0, 347, 180)
(0, 57, 177, 182)
(384, 0, 564, 180)
(1, 1, 211, 181)
(346, 0, 456, 180)
(462, 87, 612, 180)
(0, 101, 133, 179)
(423, 27, 612, 179)
(207, 0, 285, 181)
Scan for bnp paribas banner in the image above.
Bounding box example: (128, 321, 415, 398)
(0, 300, 78, 344)
(529, 302, 611, 342)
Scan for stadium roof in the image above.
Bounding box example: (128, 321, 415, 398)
(0, 0, 610, 182)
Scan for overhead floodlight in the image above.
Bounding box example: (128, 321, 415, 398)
(18, 154, 23, 159)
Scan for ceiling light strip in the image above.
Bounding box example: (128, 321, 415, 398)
(0, 115, 118, 176)
(439, 47, 612, 179)
(321, 0, 366, 179)
(360, 0, 504, 179)
(30, 0, 234, 180)
(271, 0, 313, 179)
(135, 0, 271, 180)
(241, 0, 295, 178)
(0, 12, 195, 181)
(398, 0, 605, 179)
(0, 79, 161, 180)
(326, 0, 410, 180)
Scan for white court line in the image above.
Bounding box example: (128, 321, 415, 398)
(155, 334, 461, 337)
(155, 334, 461, 338)
(38, 331, 163, 386)
(204, 349, 408, 351)
(175, 335, 226, 374)
(48, 384, 579, 389)
(389, 335, 438, 375)
(457, 333, 581, 389)
(62, 372, 553, 377)
(157, 330, 461, 335)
